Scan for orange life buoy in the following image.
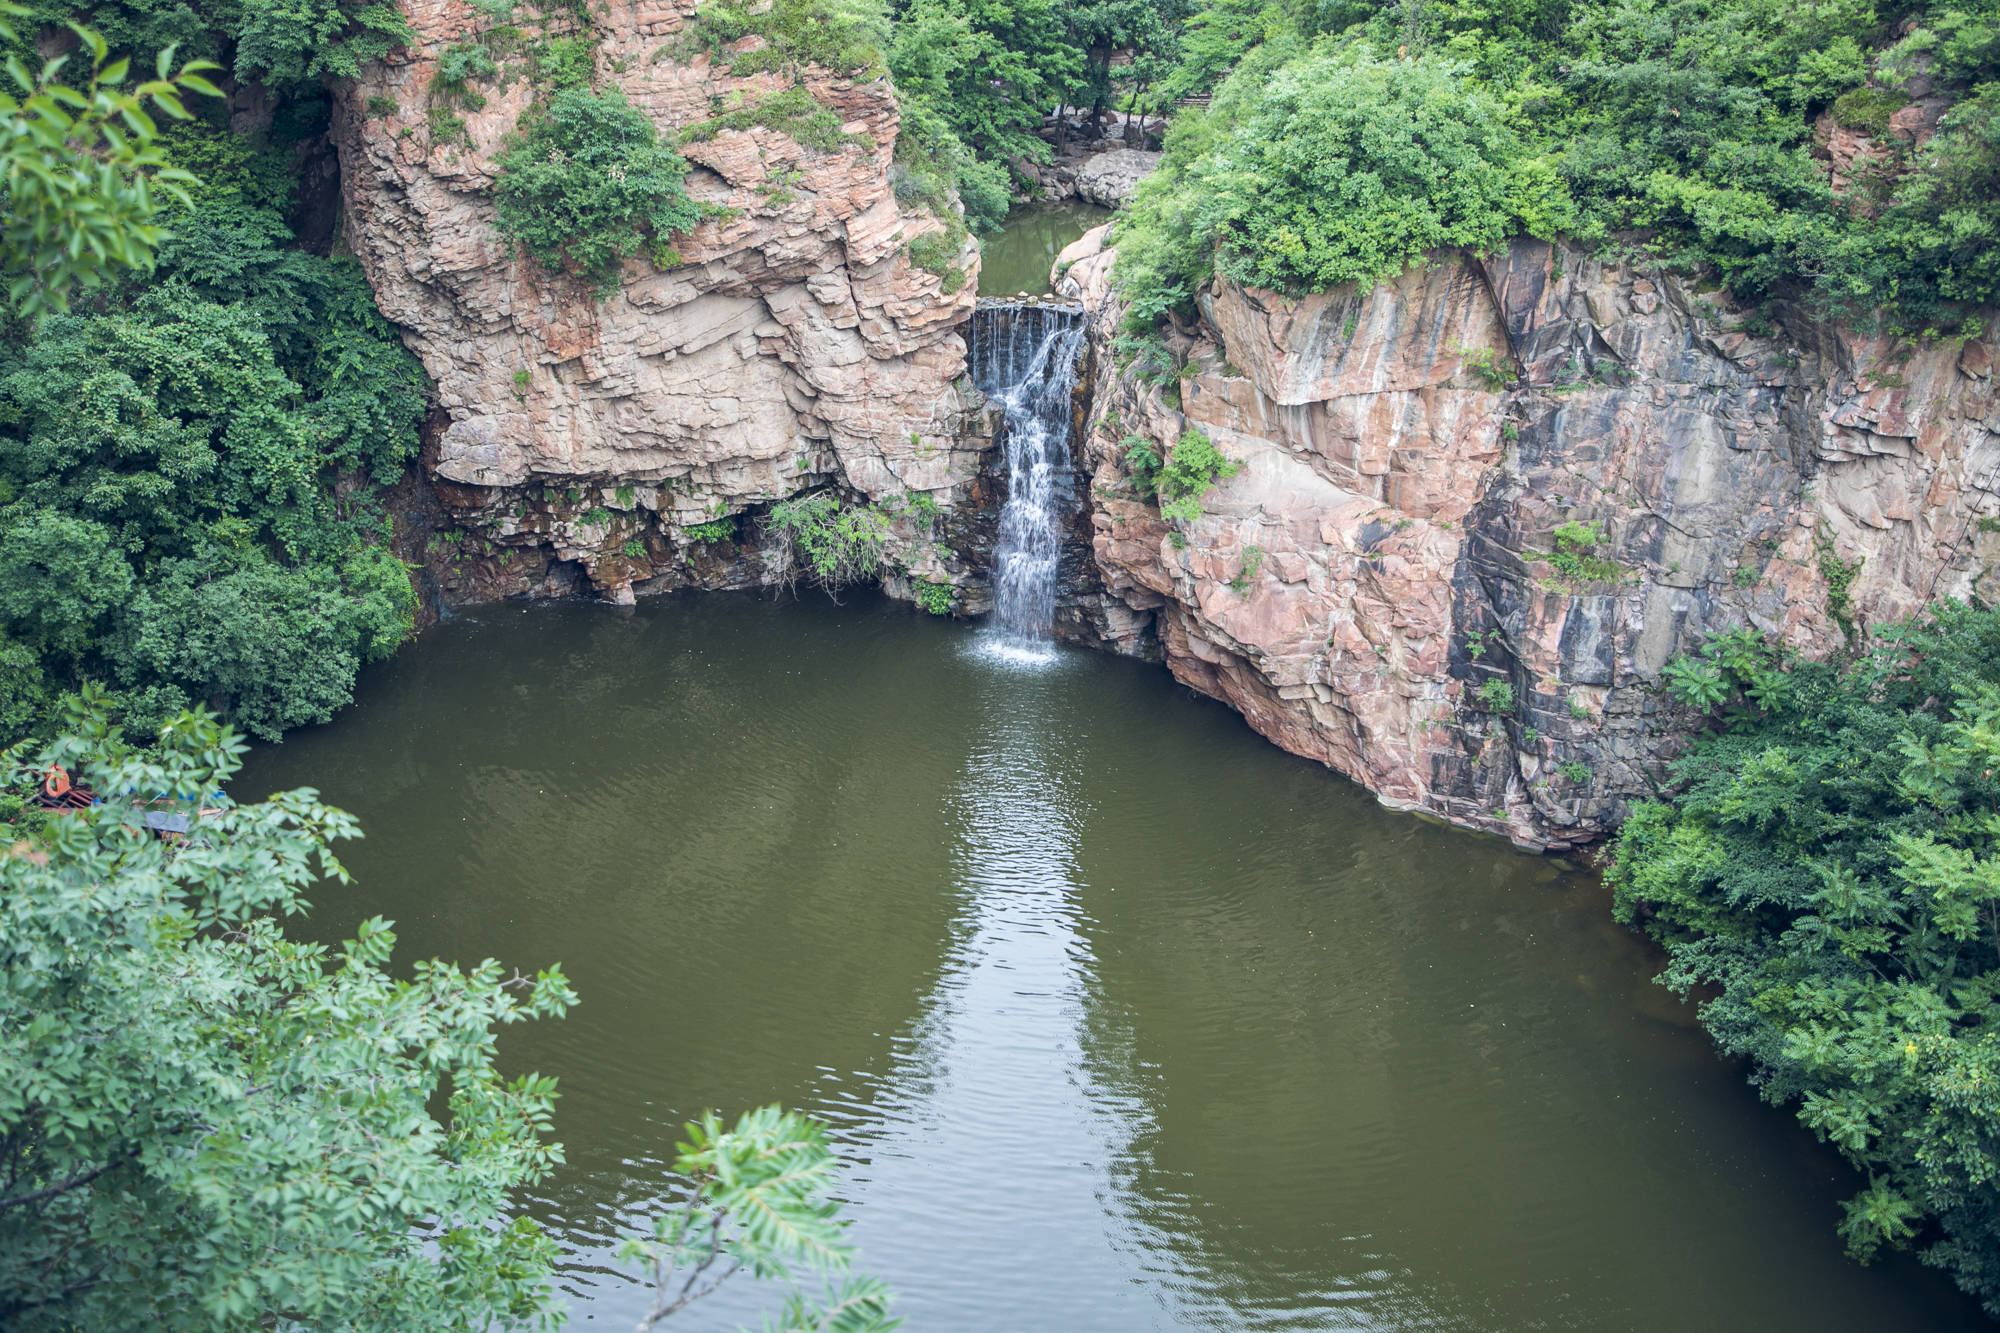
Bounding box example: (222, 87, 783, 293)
(43, 766, 70, 798)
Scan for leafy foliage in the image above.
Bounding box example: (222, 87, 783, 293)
(625, 1106, 900, 1331)
(493, 87, 709, 294)
(232, 0, 412, 84)
(1610, 604, 2000, 1314)
(912, 577, 954, 614)
(0, 697, 576, 1329)
(0, 106, 429, 746)
(679, 86, 873, 153)
(676, 0, 887, 77)
(1545, 519, 1623, 588)
(1162, 52, 1568, 298)
(1153, 428, 1240, 524)
(684, 514, 739, 544)
(887, 0, 1070, 180)
(1121, 433, 1161, 500)
(1111, 0, 2000, 334)
(0, 16, 219, 317)
(767, 490, 891, 589)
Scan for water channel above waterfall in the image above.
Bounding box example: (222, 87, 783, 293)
(241, 594, 1986, 1330)
(978, 200, 1113, 297)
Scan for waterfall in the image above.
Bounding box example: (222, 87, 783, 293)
(969, 304, 1087, 645)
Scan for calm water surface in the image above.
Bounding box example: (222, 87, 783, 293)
(242, 595, 1987, 1330)
(979, 201, 1114, 298)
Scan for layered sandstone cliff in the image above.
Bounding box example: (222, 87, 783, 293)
(330, 0, 985, 602)
(1059, 226, 2000, 847)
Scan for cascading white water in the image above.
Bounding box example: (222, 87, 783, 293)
(971, 305, 1087, 644)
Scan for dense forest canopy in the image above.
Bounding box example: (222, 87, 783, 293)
(0, 1, 427, 749)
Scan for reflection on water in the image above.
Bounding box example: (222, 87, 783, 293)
(840, 650, 1163, 1327)
(240, 594, 1988, 1330)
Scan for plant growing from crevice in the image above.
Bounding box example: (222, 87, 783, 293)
(680, 87, 872, 154)
(1660, 624, 1789, 724)
(912, 578, 954, 615)
(905, 230, 966, 293)
(684, 515, 738, 545)
(1122, 434, 1161, 501)
(668, 0, 886, 79)
(1545, 520, 1623, 589)
(1156, 429, 1241, 526)
(1474, 678, 1515, 712)
(1817, 533, 1864, 639)
(1111, 331, 1176, 384)
(1228, 544, 1264, 594)
(1455, 341, 1516, 390)
(1558, 758, 1590, 784)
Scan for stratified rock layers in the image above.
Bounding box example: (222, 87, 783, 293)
(331, 0, 982, 600)
(1062, 228, 2000, 847)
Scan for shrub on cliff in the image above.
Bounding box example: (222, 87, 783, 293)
(492, 87, 709, 295)
(1115, 49, 1575, 319)
(1112, 0, 2000, 334)
(1609, 602, 2000, 1314)
(767, 490, 892, 589)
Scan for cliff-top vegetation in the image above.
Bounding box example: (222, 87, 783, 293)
(1113, 0, 2000, 338)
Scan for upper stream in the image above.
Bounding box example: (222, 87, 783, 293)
(977, 200, 1114, 297)
(241, 595, 1987, 1330)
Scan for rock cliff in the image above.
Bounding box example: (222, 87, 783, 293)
(1059, 226, 2000, 847)
(330, 0, 985, 603)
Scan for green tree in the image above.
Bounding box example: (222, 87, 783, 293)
(0, 701, 902, 1328)
(1610, 603, 2000, 1314)
(0, 696, 577, 1329)
(118, 547, 413, 739)
(0, 153, 428, 747)
(1123, 49, 1573, 304)
(0, 509, 134, 661)
(886, 0, 1076, 178)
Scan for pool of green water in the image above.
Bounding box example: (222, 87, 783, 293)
(978, 200, 1114, 297)
(241, 594, 1988, 1329)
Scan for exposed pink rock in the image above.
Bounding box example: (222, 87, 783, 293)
(1076, 240, 2000, 848)
(331, 0, 981, 597)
